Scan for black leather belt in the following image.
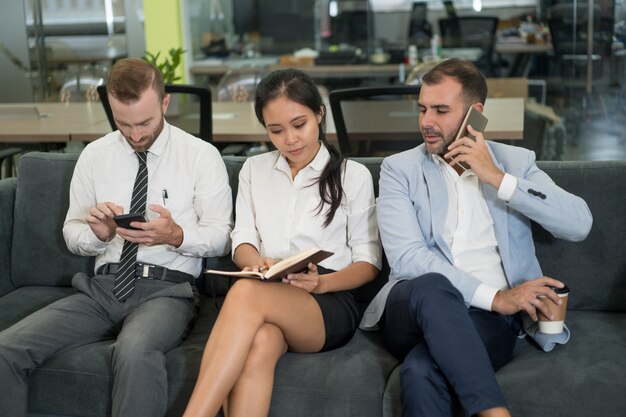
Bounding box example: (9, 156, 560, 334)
(97, 263, 195, 285)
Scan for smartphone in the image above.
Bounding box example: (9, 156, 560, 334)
(454, 106, 489, 170)
(113, 213, 147, 230)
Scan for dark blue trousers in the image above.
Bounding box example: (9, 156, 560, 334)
(381, 274, 519, 417)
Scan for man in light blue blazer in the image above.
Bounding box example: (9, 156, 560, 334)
(361, 59, 592, 417)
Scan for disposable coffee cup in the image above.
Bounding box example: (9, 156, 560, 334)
(537, 285, 570, 334)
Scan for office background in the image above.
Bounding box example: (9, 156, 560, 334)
(1, 0, 625, 161)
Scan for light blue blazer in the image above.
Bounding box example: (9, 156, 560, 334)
(361, 142, 593, 351)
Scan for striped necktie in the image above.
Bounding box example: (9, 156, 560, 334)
(114, 151, 148, 302)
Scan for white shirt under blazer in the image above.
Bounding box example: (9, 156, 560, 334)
(231, 144, 382, 272)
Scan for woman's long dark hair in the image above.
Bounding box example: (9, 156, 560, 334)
(254, 68, 345, 228)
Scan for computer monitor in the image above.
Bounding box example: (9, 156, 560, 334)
(257, 0, 315, 54)
(325, 0, 373, 51)
(443, 0, 458, 19)
(232, 0, 259, 35)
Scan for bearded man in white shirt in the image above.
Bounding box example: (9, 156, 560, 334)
(0, 58, 233, 417)
(361, 59, 592, 417)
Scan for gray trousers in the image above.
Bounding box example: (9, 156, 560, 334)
(0, 272, 200, 417)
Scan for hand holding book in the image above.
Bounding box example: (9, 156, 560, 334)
(205, 248, 333, 281)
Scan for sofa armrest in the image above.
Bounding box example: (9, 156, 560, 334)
(0, 177, 17, 296)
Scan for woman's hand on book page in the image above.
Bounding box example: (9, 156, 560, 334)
(283, 263, 322, 293)
(243, 257, 279, 273)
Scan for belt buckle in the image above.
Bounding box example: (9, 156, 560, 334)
(135, 263, 166, 280)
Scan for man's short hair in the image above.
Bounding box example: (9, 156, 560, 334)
(106, 58, 165, 104)
(421, 58, 488, 107)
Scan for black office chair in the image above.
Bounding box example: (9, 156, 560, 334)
(0, 147, 23, 178)
(329, 85, 423, 157)
(509, 110, 548, 160)
(438, 16, 500, 76)
(408, 2, 432, 50)
(547, 3, 614, 85)
(97, 84, 213, 143)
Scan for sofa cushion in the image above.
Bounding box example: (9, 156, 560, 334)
(268, 330, 398, 417)
(28, 340, 114, 417)
(497, 310, 626, 417)
(12, 153, 92, 289)
(382, 311, 626, 417)
(165, 296, 222, 416)
(0, 177, 17, 296)
(536, 161, 626, 311)
(0, 286, 73, 331)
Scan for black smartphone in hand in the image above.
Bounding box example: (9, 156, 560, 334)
(113, 213, 147, 230)
(454, 106, 489, 170)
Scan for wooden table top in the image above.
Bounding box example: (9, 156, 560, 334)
(1, 97, 524, 145)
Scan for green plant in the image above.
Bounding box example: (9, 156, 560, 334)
(142, 47, 186, 84)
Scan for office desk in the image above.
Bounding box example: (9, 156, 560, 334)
(0, 103, 107, 144)
(190, 62, 402, 80)
(496, 40, 553, 77)
(335, 97, 523, 142)
(190, 49, 484, 82)
(1, 98, 523, 146)
(74, 98, 524, 142)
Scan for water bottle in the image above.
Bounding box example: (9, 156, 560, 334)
(430, 34, 442, 60)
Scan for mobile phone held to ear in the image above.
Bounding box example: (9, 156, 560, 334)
(113, 213, 147, 230)
(455, 106, 489, 170)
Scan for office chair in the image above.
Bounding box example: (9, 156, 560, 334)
(438, 16, 500, 76)
(0, 147, 22, 178)
(408, 2, 432, 49)
(547, 2, 615, 135)
(329, 85, 423, 157)
(547, 3, 614, 85)
(97, 84, 213, 143)
(509, 110, 548, 160)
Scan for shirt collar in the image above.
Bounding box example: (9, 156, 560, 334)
(119, 120, 170, 156)
(274, 141, 329, 175)
(431, 153, 474, 178)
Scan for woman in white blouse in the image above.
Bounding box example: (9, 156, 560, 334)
(183, 69, 382, 417)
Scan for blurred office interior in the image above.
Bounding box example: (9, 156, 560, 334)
(0, 0, 625, 162)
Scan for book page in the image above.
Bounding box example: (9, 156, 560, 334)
(205, 248, 333, 281)
(203, 269, 265, 279)
(265, 248, 333, 280)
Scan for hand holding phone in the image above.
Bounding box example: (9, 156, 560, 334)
(454, 106, 488, 170)
(113, 213, 147, 230)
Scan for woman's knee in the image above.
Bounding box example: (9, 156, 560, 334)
(245, 324, 287, 370)
(223, 279, 263, 309)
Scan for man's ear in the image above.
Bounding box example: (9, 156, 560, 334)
(473, 102, 485, 113)
(162, 93, 171, 113)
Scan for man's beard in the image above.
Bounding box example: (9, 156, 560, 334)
(423, 127, 455, 156)
(123, 116, 164, 152)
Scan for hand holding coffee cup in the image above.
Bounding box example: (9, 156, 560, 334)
(537, 285, 570, 334)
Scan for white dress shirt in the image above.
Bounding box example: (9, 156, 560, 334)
(63, 122, 233, 278)
(434, 155, 517, 310)
(231, 144, 382, 272)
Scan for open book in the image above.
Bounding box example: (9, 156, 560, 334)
(205, 248, 334, 281)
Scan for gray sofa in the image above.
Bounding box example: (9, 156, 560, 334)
(1, 151, 625, 417)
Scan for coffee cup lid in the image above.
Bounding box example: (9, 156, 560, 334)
(549, 284, 570, 294)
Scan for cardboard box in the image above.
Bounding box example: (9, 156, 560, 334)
(279, 55, 315, 67)
(486, 78, 528, 102)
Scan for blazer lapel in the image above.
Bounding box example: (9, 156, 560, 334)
(423, 157, 453, 263)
